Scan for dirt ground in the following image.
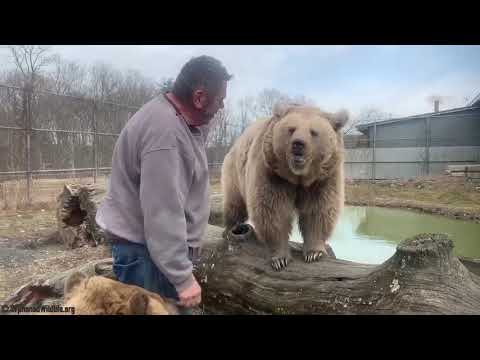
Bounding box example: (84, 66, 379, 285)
(1, 175, 479, 303)
(0, 209, 111, 301)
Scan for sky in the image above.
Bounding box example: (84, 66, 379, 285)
(0, 45, 479, 119)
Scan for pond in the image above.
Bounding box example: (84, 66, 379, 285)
(289, 206, 480, 264)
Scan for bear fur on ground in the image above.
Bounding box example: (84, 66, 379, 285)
(63, 272, 179, 315)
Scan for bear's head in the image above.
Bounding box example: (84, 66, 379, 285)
(263, 102, 348, 185)
(63, 272, 179, 315)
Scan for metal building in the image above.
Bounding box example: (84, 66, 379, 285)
(346, 94, 480, 179)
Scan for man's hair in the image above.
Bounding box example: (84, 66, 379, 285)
(172, 55, 232, 103)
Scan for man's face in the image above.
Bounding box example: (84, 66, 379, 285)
(193, 81, 227, 124)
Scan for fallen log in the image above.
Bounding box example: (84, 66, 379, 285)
(5, 183, 479, 315)
(200, 226, 480, 314)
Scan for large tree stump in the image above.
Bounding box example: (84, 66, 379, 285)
(56, 183, 106, 248)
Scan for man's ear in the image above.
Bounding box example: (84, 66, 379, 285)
(192, 88, 208, 110)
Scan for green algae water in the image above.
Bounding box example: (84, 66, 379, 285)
(289, 206, 480, 264)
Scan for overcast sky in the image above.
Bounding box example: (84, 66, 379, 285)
(0, 45, 479, 118)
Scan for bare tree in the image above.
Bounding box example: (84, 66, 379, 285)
(253, 88, 290, 118)
(236, 96, 256, 133)
(8, 46, 54, 90)
(86, 62, 123, 103)
(115, 69, 157, 107)
(249, 88, 315, 120)
(47, 55, 87, 96)
(344, 107, 391, 135)
(290, 94, 316, 106)
(207, 107, 230, 148)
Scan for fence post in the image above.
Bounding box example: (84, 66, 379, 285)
(92, 101, 98, 184)
(25, 86, 32, 206)
(425, 117, 431, 176)
(372, 119, 377, 181)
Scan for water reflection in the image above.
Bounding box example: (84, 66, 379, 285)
(289, 206, 480, 264)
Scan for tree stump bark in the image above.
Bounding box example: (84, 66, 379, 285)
(56, 183, 106, 248)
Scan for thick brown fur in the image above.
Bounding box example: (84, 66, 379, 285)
(63, 272, 179, 315)
(221, 102, 348, 270)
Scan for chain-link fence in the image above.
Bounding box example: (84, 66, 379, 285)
(0, 84, 138, 208)
(1, 83, 479, 209)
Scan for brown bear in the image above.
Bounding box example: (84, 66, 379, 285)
(63, 272, 179, 315)
(221, 102, 348, 270)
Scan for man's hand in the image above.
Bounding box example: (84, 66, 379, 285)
(178, 275, 202, 308)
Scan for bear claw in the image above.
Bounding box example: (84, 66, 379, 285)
(271, 258, 289, 271)
(304, 251, 325, 263)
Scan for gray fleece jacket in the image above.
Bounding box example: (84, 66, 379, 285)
(96, 94, 210, 292)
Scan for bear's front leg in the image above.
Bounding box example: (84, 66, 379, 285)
(297, 185, 342, 263)
(249, 188, 296, 271)
(298, 212, 332, 263)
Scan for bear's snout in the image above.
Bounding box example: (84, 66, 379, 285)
(291, 140, 306, 156)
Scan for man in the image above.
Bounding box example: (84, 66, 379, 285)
(96, 55, 232, 313)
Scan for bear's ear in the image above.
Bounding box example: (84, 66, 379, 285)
(64, 271, 87, 299)
(327, 109, 349, 132)
(128, 292, 149, 315)
(273, 102, 289, 118)
(273, 101, 301, 119)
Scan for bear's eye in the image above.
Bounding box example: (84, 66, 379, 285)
(310, 130, 319, 137)
(288, 127, 296, 134)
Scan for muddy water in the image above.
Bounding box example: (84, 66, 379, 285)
(289, 206, 480, 264)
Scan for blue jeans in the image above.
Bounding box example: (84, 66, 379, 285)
(111, 239, 197, 315)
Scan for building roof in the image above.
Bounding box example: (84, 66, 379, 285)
(356, 103, 480, 133)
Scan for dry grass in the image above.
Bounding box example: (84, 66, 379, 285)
(0, 176, 108, 214)
(346, 176, 480, 221)
(346, 176, 480, 209)
(0, 209, 57, 242)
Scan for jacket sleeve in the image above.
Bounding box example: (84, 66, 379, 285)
(139, 146, 195, 293)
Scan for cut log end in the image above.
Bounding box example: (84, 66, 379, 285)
(386, 233, 459, 272)
(56, 183, 106, 249)
(397, 233, 453, 257)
